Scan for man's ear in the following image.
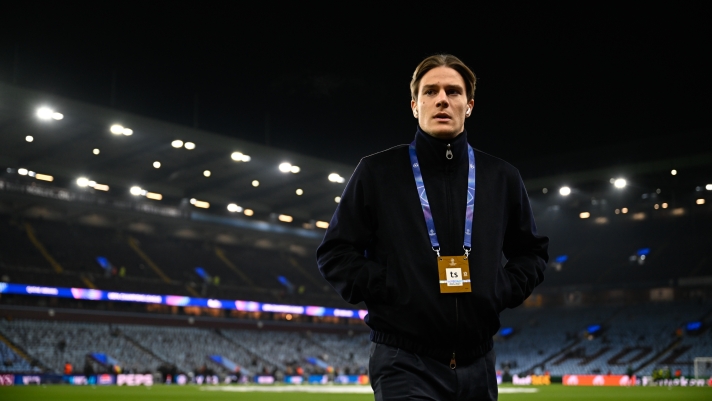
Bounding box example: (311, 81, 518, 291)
(411, 99, 418, 118)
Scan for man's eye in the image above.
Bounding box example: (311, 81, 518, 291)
(424, 90, 435, 95)
(447, 90, 461, 95)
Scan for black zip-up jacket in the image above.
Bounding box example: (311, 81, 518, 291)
(316, 127, 549, 365)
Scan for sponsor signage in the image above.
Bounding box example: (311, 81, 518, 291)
(255, 376, 275, 384)
(640, 376, 710, 387)
(0, 375, 14, 386)
(116, 374, 153, 386)
(512, 374, 551, 385)
(564, 375, 636, 386)
(334, 375, 370, 385)
(0, 282, 366, 320)
(284, 376, 304, 384)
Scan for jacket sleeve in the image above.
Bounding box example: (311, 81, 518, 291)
(502, 171, 549, 308)
(316, 160, 387, 305)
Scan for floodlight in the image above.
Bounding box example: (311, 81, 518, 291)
(28, 171, 35, 177)
(110, 125, 124, 135)
(93, 184, 109, 191)
(296, 189, 303, 195)
(130, 186, 142, 196)
(662, 203, 668, 209)
(52, 112, 63, 120)
(244, 209, 254, 216)
(279, 162, 292, 173)
(153, 161, 161, 168)
(252, 180, 259, 187)
(671, 169, 677, 176)
(25, 136, 33, 142)
(93, 148, 100, 155)
(122, 128, 133, 136)
(184, 142, 195, 150)
(697, 199, 706, 205)
(706, 184, 712, 191)
(542, 188, 548, 194)
(559, 186, 571, 196)
(189, 198, 197, 204)
(77, 177, 89, 187)
(227, 203, 242, 213)
(88, 181, 96, 187)
(613, 178, 626, 189)
(146, 192, 162, 200)
(171, 140, 183, 148)
(36, 107, 53, 120)
(315, 221, 329, 229)
(621, 208, 629, 214)
(579, 212, 590, 219)
(242, 155, 251, 162)
(35, 174, 53, 182)
(335, 196, 341, 203)
(328, 173, 345, 183)
(203, 170, 211, 177)
(193, 200, 209, 209)
(231, 152, 243, 161)
(654, 204, 659, 210)
(278, 214, 293, 223)
(290, 165, 300, 173)
(18, 168, 28, 176)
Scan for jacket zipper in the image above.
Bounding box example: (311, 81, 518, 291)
(446, 142, 457, 370)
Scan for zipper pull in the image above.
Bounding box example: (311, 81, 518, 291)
(450, 353, 456, 370)
(446, 144, 453, 160)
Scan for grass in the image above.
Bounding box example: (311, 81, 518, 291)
(0, 384, 711, 400)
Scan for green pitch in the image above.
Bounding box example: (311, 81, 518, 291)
(1, 384, 711, 400)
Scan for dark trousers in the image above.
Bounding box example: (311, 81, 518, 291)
(369, 343, 498, 401)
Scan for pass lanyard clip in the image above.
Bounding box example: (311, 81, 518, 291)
(409, 140, 476, 257)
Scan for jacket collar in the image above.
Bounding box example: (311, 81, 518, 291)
(414, 125, 469, 166)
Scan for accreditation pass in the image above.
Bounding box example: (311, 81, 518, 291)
(438, 256, 472, 293)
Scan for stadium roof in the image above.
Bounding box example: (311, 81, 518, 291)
(0, 83, 352, 225)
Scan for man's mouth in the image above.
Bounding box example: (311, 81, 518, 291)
(434, 113, 451, 120)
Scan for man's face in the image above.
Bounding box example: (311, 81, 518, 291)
(411, 66, 474, 139)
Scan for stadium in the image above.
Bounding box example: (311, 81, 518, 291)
(1, 4, 711, 401)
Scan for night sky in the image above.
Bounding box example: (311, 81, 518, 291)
(2, 3, 710, 177)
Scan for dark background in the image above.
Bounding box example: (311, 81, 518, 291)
(2, 2, 709, 177)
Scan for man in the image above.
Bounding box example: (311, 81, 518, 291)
(316, 54, 548, 400)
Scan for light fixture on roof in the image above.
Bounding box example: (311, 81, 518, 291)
(231, 152, 251, 162)
(296, 189, 303, 196)
(613, 178, 626, 189)
(621, 207, 629, 214)
(93, 148, 100, 155)
(654, 204, 660, 210)
(662, 203, 669, 209)
(184, 142, 195, 150)
(315, 221, 329, 229)
(290, 166, 300, 173)
(146, 192, 162, 201)
(335, 196, 341, 203)
(252, 180, 259, 187)
(35, 174, 53, 182)
(110, 124, 132, 136)
(579, 212, 590, 219)
(559, 186, 571, 196)
(193, 200, 209, 209)
(227, 203, 243, 213)
(77, 177, 90, 187)
(697, 199, 706, 205)
(171, 140, 184, 148)
(203, 170, 211, 177)
(18, 168, 28, 176)
(130, 186, 143, 196)
(706, 184, 712, 191)
(279, 162, 293, 173)
(328, 173, 345, 183)
(244, 209, 254, 216)
(25, 136, 33, 142)
(93, 184, 109, 191)
(278, 214, 293, 223)
(153, 161, 161, 169)
(542, 188, 548, 194)
(36, 107, 63, 121)
(671, 169, 677, 176)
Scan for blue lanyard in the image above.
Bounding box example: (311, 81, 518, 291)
(409, 140, 476, 258)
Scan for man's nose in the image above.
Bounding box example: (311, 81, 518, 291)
(435, 90, 449, 108)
